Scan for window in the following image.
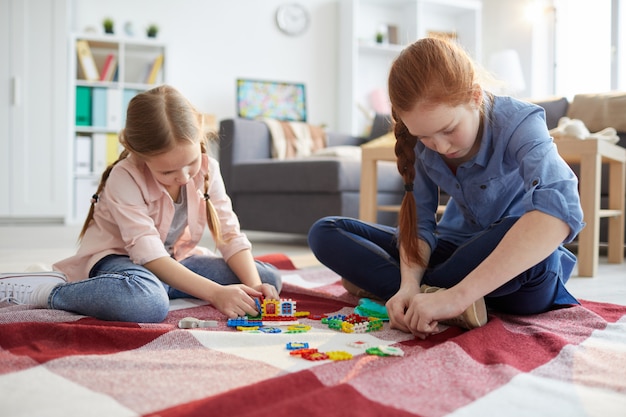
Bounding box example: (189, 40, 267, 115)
(554, 0, 621, 97)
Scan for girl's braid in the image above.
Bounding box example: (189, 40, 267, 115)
(199, 138, 224, 245)
(393, 117, 425, 267)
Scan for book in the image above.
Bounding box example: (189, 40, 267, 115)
(76, 40, 100, 81)
(146, 54, 164, 84)
(99, 54, 118, 82)
(75, 86, 92, 126)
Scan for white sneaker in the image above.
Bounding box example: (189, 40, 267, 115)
(0, 271, 67, 306)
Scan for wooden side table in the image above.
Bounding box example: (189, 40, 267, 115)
(555, 138, 626, 277)
(359, 146, 397, 222)
(359, 146, 445, 222)
(359, 139, 626, 277)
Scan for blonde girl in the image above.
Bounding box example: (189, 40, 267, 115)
(1, 85, 281, 322)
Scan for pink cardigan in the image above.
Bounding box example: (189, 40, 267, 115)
(54, 153, 252, 282)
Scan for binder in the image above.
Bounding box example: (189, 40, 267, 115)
(106, 89, 122, 130)
(91, 87, 107, 128)
(76, 40, 100, 81)
(92, 133, 108, 175)
(75, 135, 92, 174)
(106, 133, 121, 165)
(74, 177, 100, 221)
(122, 89, 138, 126)
(75, 86, 92, 126)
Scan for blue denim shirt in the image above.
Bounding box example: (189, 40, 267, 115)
(413, 94, 584, 251)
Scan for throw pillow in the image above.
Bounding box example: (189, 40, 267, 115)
(264, 119, 327, 159)
(567, 92, 626, 132)
(311, 146, 361, 159)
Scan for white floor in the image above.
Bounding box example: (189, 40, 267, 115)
(0, 223, 624, 306)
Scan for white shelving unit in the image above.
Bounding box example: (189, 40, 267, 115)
(338, 0, 482, 136)
(68, 34, 166, 224)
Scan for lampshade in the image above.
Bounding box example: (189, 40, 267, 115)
(488, 49, 526, 95)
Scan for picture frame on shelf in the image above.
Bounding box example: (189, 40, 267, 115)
(236, 78, 307, 122)
(427, 30, 458, 43)
(387, 25, 399, 45)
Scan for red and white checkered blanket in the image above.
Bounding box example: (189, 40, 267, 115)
(1, 262, 625, 417)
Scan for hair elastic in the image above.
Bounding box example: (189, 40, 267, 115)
(404, 183, 414, 192)
(203, 193, 210, 201)
(91, 193, 99, 204)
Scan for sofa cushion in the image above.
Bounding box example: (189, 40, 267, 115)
(531, 97, 569, 129)
(567, 92, 626, 132)
(231, 158, 401, 194)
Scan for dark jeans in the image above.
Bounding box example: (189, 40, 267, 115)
(307, 216, 578, 315)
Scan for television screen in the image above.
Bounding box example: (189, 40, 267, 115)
(236, 78, 307, 122)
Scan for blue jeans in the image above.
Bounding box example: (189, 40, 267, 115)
(49, 254, 282, 322)
(307, 216, 578, 315)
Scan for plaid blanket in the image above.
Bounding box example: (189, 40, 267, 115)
(1, 263, 625, 417)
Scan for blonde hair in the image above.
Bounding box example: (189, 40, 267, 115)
(79, 85, 223, 244)
(389, 37, 481, 267)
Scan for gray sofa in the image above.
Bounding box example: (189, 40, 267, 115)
(218, 94, 626, 246)
(218, 114, 400, 234)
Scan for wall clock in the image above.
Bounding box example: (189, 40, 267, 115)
(275, 3, 310, 36)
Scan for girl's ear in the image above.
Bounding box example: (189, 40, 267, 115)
(118, 138, 126, 149)
(471, 83, 483, 108)
(118, 130, 130, 151)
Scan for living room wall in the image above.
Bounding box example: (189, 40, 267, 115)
(72, 0, 550, 132)
(72, 0, 339, 129)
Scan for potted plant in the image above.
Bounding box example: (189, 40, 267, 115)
(103, 18, 114, 34)
(147, 24, 159, 38)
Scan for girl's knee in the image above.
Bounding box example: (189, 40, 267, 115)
(259, 266, 283, 293)
(104, 280, 170, 323)
(127, 290, 170, 322)
(307, 216, 337, 252)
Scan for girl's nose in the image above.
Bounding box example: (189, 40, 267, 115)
(176, 171, 190, 184)
(433, 137, 451, 154)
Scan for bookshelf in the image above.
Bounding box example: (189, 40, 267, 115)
(338, 0, 482, 136)
(68, 34, 167, 223)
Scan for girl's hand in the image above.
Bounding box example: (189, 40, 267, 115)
(386, 285, 420, 334)
(254, 283, 280, 300)
(209, 284, 262, 318)
(404, 289, 465, 335)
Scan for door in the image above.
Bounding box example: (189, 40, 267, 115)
(0, 0, 69, 220)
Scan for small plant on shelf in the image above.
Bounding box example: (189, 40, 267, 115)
(103, 18, 114, 34)
(147, 24, 159, 38)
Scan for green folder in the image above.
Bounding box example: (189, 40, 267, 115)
(75, 86, 92, 126)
